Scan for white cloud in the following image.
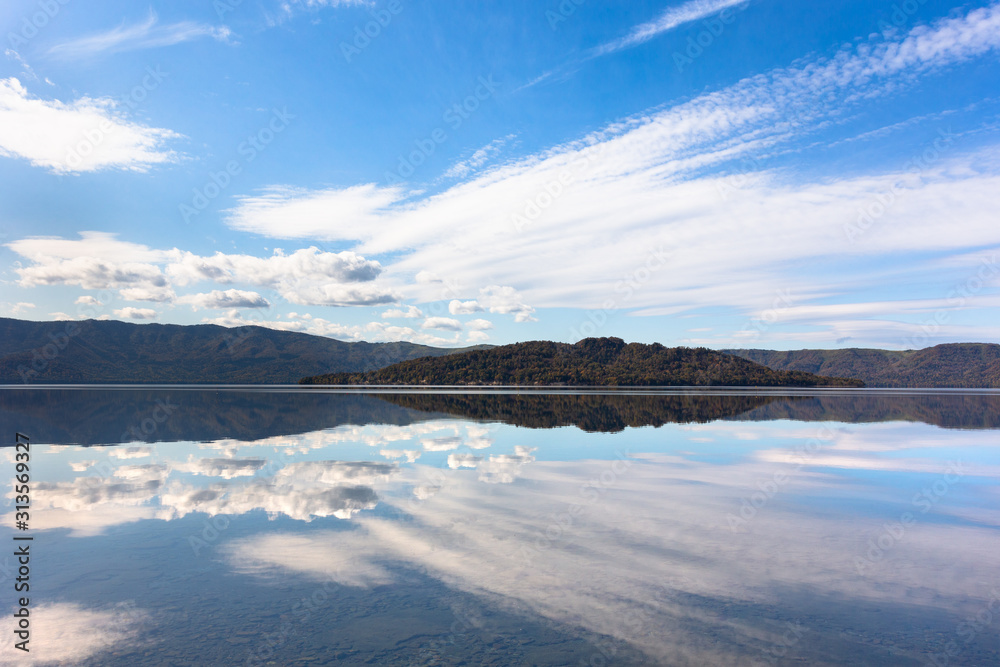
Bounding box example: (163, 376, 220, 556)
(177, 289, 271, 310)
(447, 453, 483, 469)
(595, 0, 748, 56)
(168, 246, 397, 307)
(119, 286, 175, 303)
(0, 78, 180, 173)
(443, 135, 514, 179)
(465, 318, 494, 331)
(74, 295, 102, 306)
(265, 0, 373, 26)
(203, 310, 464, 347)
(466, 330, 490, 343)
(10, 301, 34, 315)
(211, 5, 1000, 345)
(8, 236, 399, 312)
(422, 316, 463, 332)
(224, 184, 403, 240)
(48, 12, 232, 59)
(108, 446, 153, 460)
(114, 306, 157, 320)
(381, 305, 424, 319)
(477, 286, 537, 323)
(0, 602, 147, 664)
(448, 299, 484, 315)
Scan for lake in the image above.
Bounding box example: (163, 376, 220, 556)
(1, 388, 998, 666)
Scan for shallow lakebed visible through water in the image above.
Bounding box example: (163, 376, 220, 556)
(0, 387, 998, 665)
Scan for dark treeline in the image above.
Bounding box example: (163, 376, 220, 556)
(302, 338, 865, 387)
(373, 392, 789, 432)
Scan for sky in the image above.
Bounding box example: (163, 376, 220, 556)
(1, 0, 999, 350)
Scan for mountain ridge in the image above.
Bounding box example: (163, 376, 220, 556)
(301, 337, 865, 387)
(725, 343, 1000, 388)
(0, 317, 485, 384)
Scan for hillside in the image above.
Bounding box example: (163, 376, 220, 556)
(0, 318, 483, 384)
(301, 337, 865, 387)
(725, 343, 1000, 388)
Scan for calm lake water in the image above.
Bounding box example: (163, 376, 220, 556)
(1, 388, 998, 666)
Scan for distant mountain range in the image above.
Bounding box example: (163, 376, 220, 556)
(2, 317, 996, 387)
(725, 343, 1000, 388)
(301, 337, 865, 387)
(0, 318, 483, 384)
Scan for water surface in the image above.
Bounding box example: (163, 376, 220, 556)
(1, 388, 998, 665)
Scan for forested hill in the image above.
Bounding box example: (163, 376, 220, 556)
(0, 318, 483, 384)
(300, 337, 865, 387)
(725, 343, 1000, 388)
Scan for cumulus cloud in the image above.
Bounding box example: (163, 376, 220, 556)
(381, 305, 424, 319)
(108, 446, 153, 460)
(422, 316, 463, 332)
(477, 286, 537, 323)
(448, 299, 484, 315)
(465, 318, 494, 331)
(201, 311, 465, 346)
(447, 453, 483, 469)
(0, 78, 180, 173)
(478, 446, 537, 484)
(8, 236, 399, 313)
(177, 289, 271, 310)
(171, 457, 267, 479)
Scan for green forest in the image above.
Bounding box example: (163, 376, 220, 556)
(301, 337, 865, 387)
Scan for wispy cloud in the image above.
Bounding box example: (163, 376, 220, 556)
(217, 4, 1000, 346)
(595, 0, 749, 56)
(0, 78, 181, 173)
(47, 12, 232, 60)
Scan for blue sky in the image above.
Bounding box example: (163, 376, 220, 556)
(1, 0, 999, 350)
